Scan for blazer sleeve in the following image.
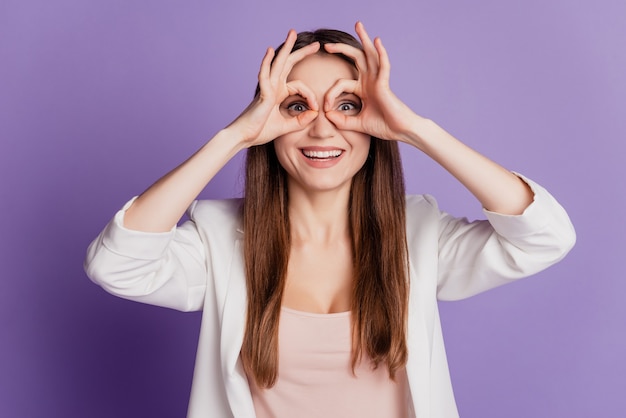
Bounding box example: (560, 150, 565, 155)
(433, 174, 576, 300)
(84, 198, 208, 312)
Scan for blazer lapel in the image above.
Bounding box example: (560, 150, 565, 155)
(406, 265, 435, 417)
(219, 237, 256, 416)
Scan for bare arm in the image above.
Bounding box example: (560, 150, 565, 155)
(325, 22, 532, 215)
(123, 31, 321, 232)
(401, 118, 533, 215)
(123, 129, 246, 232)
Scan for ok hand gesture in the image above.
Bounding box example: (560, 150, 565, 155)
(324, 22, 423, 145)
(228, 30, 321, 147)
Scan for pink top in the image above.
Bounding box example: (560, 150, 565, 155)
(248, 307, 410, 418)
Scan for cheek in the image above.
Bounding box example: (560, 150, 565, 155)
(272, 135, 295, 169)
(349, 134, 372, 165)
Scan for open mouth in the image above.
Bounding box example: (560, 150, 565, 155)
(301, 149, 343, 160)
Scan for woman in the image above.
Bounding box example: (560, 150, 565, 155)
(85, 22, 575, 417)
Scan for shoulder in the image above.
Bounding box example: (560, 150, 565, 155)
(406, 193, 439, 210)
(187, 198, 244, 231)
(189, 198, 243, 215)
(405, 194, 441, 221)
(404, 194, 445, 238)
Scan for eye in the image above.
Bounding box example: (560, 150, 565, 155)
(286, 102, 309, 114)
(337, 101, 361, 115)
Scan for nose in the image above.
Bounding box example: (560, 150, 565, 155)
(308, 111, 336, 139)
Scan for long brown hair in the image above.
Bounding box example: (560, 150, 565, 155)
(241, 29, 409, 388)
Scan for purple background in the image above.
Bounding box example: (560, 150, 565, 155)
(1, 0, 624, 416)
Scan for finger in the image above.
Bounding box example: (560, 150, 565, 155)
(323, 42, 368, 74)
(374, 37, 391, 87)
(355, 21, 379, 75)
(270, 29, 297, 79)
(257, 47, 275, 95)
(324, 78, 359, 112)
(355, 21, 376, 52)
(296, 109, 319, 128)
(287, 41, 320, 63)
(279, 41, 320, 81)
(284, 109, 319, 132)
(286, 80, 319, 111)
(325, 109, 361, 132)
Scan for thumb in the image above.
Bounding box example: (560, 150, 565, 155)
(285, 109, 318, 132)
(325, 110, 362, 132)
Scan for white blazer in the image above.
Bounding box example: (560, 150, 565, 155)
(85, 175, 575, 417)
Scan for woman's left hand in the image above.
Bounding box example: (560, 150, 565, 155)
(323, 22, 423, 144)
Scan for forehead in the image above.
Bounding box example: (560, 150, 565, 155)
(286, 53, 358, 88)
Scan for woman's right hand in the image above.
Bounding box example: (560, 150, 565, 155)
(227, 30, 321, 147)
(122, 31, 321, 233)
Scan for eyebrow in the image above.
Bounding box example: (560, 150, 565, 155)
(333, 92, 360, 100)
(283, 93, 306, 102)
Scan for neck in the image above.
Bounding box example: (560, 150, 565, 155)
(287, 185, 351, 245)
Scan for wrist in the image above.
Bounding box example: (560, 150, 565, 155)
(207, 127, 251, 158)
(398, 116, 439, 150)
(218, 126, 255, 152)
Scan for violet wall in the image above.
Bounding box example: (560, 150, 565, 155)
(1, 0, 624, 416)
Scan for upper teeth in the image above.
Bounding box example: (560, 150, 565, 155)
(303, 150, 342, 158)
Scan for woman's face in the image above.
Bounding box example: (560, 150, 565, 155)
(273, 53, 370, 195)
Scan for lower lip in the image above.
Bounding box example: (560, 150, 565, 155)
(300, 151, 344, 168)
